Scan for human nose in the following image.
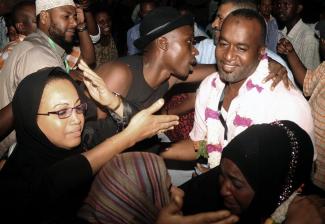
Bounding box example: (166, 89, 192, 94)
(70, 16, 77, 28)
(70, 108, 81, 124)
(212, 17, 221, 31)
(220, 178, 232, 197)
(224, 46, 235, 61)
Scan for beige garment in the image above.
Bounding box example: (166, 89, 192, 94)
(304, 62, 325, 190)
(0, 29, 66, 156)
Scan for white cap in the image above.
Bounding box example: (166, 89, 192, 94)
(36, 0, 76, 15)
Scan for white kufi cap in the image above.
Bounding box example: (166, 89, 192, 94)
(36, 0, 75, 15)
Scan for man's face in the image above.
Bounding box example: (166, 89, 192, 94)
(163, 25, 198, 80)
(277, 0, 299, 23)
(259, 0, 272, 19)
(211, 2, 237, 44)
(95, 11, 112, 36)
(216, 15, 264, 84)
(139, 2, 156, 19)
(21, 4, 37, 35)
(47, 5, 77, 48)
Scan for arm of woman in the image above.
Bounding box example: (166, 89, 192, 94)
(83, 99, 179, 173)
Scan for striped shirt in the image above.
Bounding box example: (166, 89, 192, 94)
(304, 62, 325, 189)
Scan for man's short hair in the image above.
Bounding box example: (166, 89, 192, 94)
(227, 8, 266, 45)
(220, 0, 258, 11)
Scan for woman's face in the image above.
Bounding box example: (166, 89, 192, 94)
(37, 79, 85, 149)
(219, 158, 255, 214)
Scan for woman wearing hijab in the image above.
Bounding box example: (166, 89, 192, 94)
(181, 120, 320, 223)
(0, 64, 179, 223)
(79, 151, 172, 223)
(79, 151, 239, 224)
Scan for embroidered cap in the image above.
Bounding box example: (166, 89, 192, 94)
(36, 0, 75, 15)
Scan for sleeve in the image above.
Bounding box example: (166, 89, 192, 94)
(127, 25, 140, 55)
(89, 25, 101, 44)
(14, 47, 63, 89)
(304, 62, 325, 97)
(301, 33, 320, 70)
(42, 154, 93, 200)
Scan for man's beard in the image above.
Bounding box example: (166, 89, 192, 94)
(48, 25, 74, 53)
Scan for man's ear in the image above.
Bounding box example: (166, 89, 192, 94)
(157, 36, 168, 51)
(258, 46, 266, 60)
(15, 22, 24, 34)
(39, 11, 49, 25)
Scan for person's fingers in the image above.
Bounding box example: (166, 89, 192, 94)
(262, 73, 274, 83)
(156, 119, 179, 131)
(162, 195, 183, 214)
(145, 99, 165, 115)
(271, 73, 282, 90)
(283, 74, 290, 90)
(182, 210, 238, 224)
(156, 114, 179, 123)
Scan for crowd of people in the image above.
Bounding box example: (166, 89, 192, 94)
(0, 0, 324, 223)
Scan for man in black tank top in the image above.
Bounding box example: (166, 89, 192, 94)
(95, 6, 217, 110)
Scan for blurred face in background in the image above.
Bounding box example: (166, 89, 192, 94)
(96, 11, 112, 36)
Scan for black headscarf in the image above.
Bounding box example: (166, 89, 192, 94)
(222, 120, 314, 223)
(0, 67, 90, 222)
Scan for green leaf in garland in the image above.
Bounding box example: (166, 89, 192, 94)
(196, 140, 209, 159)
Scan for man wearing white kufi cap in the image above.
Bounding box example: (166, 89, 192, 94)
(0, 0, 95, 154)
(35, 0, 75, 15)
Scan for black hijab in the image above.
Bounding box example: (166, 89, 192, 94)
(222, 120, 314, 223)
(0, 67, 89, 222)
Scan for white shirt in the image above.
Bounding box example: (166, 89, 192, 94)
(189, 58, 314, 168)
(281, 19, 320, 70)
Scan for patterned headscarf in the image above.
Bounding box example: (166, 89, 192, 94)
(222, 120, 314, 223)
(79, 152, 171, 224)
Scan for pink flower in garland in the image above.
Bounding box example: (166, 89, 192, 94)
(212, 78, 217, 88)
(205, 107, 220, 121)
(233, 114, 253, 127)
(207, 144, 223, 153)
(246, 79, 264, 93)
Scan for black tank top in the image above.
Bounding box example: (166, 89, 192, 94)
(118, 55, 169, 109)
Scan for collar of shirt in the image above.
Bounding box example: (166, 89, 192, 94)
(37, 29, 66, 61)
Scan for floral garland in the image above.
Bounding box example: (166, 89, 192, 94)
(204, 57, 269, 168)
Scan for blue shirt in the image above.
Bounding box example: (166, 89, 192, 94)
(265, 16, 279, 53)
(127, 23, 141, 55)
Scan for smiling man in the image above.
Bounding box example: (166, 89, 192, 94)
(161, 9, 314, 169)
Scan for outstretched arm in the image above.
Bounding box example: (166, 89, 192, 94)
(83, 99, 179, 173)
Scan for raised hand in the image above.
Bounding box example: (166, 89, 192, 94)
(156, 186, 239, 224)
(75, 4, 85, 25)
(125, 99, 179, 142)
(78, 60, 120, 110)
(277, 38, 294, 56)
(264, 57, 292, 90)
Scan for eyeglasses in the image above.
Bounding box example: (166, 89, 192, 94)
(37, 103, 87, 119)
